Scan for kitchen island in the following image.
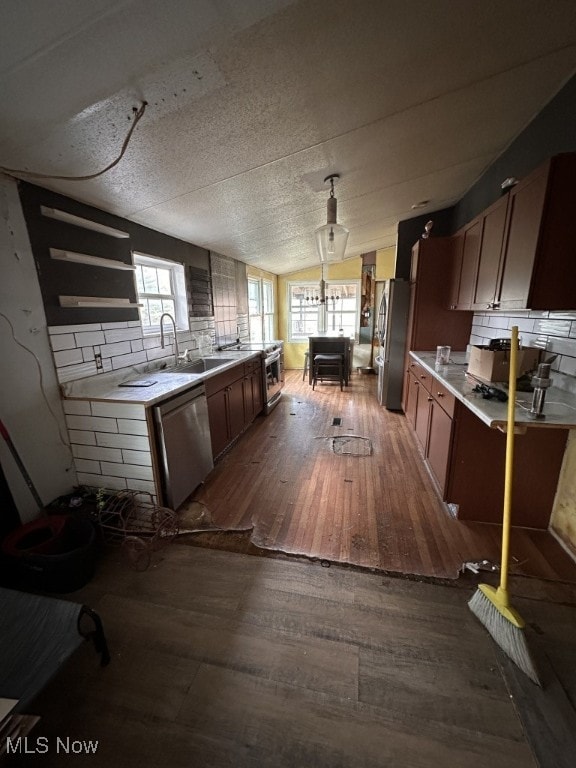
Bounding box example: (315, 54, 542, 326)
(403, 351, 574, 527)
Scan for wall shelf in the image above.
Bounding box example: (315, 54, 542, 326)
(41, 206, 130, 239)
(59, 295, 142, 309)
(50, 248, 135, 271)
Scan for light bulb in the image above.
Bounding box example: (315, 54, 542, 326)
(327, 227, 335, 255)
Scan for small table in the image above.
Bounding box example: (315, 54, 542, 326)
(308, 335, 353, 386)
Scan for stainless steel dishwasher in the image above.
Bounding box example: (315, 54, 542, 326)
(153, 384, 214, 510)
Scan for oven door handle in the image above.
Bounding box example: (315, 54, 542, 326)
(266, 351, 281, 364)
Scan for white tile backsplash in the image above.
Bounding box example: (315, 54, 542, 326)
(121, 449, 152, 466)
(100, 461, 154, 481)
(90, 401, 145, 420)
(48, 319, 216, 384)
(56, 360, 98, 382)
(95, 432, 150, 450)
(76, 472, 128, 491)
(117, 418, 148, 435)
(66, 414, 118, 433)
(49, 323, 102, 334)
(100, 341, 132, 358)
(102, 321, 128, 330)
(471, 310, 576, 390)
(72, 444, 123, 462)
(111, 350, 147, 369)
(68, 429, 97, 445)
(62, 400, 91, 416)
(49, 333, 76, 351)
(104, 327, 143, 343)
(54, 348, 84, 367)
(66, 391, 156, 495)
(74, 330, 106, 346)
(74, 458, 101, 474)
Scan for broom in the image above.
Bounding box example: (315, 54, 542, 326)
(468, 325, 541, 685)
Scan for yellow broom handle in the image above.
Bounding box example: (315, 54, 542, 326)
(500, 325, 518, 594)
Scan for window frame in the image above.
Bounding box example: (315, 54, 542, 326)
(287, 279, 360, 342)
(248, 276, 275, 342)
(133, 251, 189, 334)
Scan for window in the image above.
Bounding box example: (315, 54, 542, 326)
(288, 280, 360, 341)
(248, 277, 275, 342)
(133, 252, 189, 333)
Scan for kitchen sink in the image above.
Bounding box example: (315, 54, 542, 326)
(158, 357, 237, 374)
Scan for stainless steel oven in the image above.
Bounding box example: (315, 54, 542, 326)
(264, 347, 283, 414)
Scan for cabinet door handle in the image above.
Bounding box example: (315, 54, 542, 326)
(427, 397, 433, 402)
(437, 392, 444, 397)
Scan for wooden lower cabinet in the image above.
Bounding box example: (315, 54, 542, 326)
(206, 358, 264, 460)
(242, 361, 264, 424)
(414, 383, 431, 452)
(207, 387, 230, 459)
(404, 357, 568, 528)
(426, 399, 453, 493)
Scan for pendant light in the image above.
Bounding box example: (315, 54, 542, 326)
(315, 174, 349, 263)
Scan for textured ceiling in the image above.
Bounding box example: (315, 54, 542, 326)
(1, 0, 576, 274)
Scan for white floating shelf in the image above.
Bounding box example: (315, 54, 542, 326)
(59, 295, 142, 309)
(50, 248, 135, 271)
(41, 206, 129, 239)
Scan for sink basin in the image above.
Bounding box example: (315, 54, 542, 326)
(158, 357, 236, 374)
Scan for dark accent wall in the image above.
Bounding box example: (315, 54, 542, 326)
(18, 181, 211, 326)
(453, 74, 576, 231)
(395, 206, 455, 280)
(396, 73, 576, 274)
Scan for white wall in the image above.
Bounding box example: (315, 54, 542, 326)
(0, 174, 76, 522)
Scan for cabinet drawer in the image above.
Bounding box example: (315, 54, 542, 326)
(431, 380, 455, 418)
(204, 364, 243, 396)
(408, 360, 432, 392)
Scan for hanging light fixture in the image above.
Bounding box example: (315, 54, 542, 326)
(315, 174, 349, 263)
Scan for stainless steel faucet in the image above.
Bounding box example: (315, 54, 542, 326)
(160, 313, 180, 368)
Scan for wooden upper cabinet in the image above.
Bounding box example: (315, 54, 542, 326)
(451, 219, 482, 310)
(449, 153, 576, 312)
(498, 163, 548, 309)
(409, 238, 473, 350)
(499, 154, 576, 310)
(471, 195, 509, 310)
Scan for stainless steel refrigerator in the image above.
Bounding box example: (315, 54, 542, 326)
(375, 279, 411, 410)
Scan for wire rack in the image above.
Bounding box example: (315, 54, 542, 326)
(96, 489, 179, 571)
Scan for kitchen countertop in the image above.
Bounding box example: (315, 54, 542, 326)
(411, 351, 576, 429)
(61, 350, 261, 406)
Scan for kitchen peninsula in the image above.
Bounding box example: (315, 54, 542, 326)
(405, 351, 574, 528)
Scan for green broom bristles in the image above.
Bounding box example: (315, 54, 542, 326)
(469, 588, 541, 686)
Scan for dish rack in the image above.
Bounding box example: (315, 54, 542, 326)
(96, 489, 179, 571)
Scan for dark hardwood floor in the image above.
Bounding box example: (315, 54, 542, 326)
(189, 369, 576, 583)
(10, 544, 559, 768)
(7, 373, 576, 767)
